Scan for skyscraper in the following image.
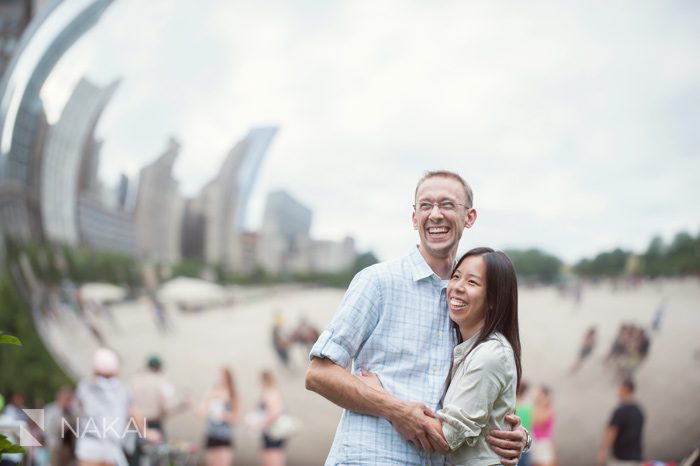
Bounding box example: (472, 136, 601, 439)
(0, 0, 113, 242)
(40, 77, 118, 245)
(133, 138, 184, 263)
(185, 127, 277, 271)
(258, 190, 312, 274)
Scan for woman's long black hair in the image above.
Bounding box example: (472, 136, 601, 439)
(449, 247, 522, 390)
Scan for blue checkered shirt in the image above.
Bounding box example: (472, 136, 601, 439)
(310, 247, 456, 465)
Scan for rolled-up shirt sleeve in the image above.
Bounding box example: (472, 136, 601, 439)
(437, 344, 507, 451)
(309, 267, 382, 368)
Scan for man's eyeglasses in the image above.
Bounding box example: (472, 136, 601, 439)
(413, 201, 471, 213)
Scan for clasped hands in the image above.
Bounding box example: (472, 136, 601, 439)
(356, 369, 525, 466)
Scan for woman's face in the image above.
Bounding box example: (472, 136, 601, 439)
(447, 255, 488, 337)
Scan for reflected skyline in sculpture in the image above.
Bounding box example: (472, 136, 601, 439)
(0, 0, 357, 277)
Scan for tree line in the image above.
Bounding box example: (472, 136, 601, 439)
(573, 231, 700, 278)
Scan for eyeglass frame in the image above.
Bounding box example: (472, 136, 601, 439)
(412, 200, 472, 213)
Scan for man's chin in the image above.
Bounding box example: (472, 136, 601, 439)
(422, 242, 456, 259)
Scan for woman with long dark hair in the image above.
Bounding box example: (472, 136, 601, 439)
(434, 247, 522, 465)
(257, 370, 287, 466)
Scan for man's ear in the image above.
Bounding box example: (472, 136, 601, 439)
(465, 208, 477, 229)
(412, 210, 418, 230)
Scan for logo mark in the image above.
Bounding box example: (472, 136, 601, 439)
(20, 409, 44, 447)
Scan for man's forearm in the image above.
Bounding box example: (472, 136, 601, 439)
(305, 357, 403, 419)
(599, 426, 616, 453)
(306, 357, 451, 453)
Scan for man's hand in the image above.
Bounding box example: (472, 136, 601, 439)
(387, 401, 450, 454)
(306, 359, 449, 454)
(486, 413, 525, 466)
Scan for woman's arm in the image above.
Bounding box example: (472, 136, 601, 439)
(437, 343, 510, 452)
(261, 389, 283, 429)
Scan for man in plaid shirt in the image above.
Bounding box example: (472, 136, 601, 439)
(306, 171, 527, 465)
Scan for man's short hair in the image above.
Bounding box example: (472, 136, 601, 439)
(147, 355, 162, 370)
(621, 378, 635, 393)
(415, 170, 473, 207)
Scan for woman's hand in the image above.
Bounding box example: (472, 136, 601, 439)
(357, 369, 385, 392)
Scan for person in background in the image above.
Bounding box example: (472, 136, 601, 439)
(200, 367, 239, 466)
(257, 371, 286, 466)
(531, 386, 556, 466)
(571, 327, 597, 374)
(597, 378, 644, 466)
(130, 355, 188, 466)
(75, 348, 153, 466)
(44, 387, 77, 466)
(0, 391, 27, 466)
(271, 312, 291, 369)
(131, 355, 188, 438)
(516, 381, 534, 466)
(651, 299, 666, 332)
(1, 392, 26, 421)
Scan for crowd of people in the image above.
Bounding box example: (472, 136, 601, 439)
(270, 313, 319, 371)
(0, 351, 292, 466)
(604, 324, 651, 380)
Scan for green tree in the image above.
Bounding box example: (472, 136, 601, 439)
(504, 249, 562, 284)
(0, 277, 73, 403)
(575, 248, 630, 278)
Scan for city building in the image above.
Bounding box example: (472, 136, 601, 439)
(0, 0, 114, 243)
(77, 194, 137, 256)
(183, 127, 277, 271)
(0, 178, 41, 241)
(258, 190, 312, 274)
(40, 77, 119, 246)
(133, 138, 184, 263)
(0, 0, 49, 80)
(258, 190, 356, 275)
(309, 237, 356, 274)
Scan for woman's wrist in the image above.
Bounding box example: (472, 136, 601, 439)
(522, 427, 532, 452)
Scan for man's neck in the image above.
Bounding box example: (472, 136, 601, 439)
(418, 245, 455, 279)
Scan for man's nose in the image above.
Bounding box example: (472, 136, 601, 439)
(428, 204, 444, 220)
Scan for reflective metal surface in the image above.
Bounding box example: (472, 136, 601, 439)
(0, 2, 347, 463)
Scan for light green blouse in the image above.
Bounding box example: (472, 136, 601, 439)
(437, 332, 517, 466)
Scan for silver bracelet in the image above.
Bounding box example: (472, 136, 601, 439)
(523, 427, 533, 453)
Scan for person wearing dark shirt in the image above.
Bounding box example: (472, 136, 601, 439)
(597, 378, 644, 466)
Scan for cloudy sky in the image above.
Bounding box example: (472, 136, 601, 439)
(41, 0, 700, 263)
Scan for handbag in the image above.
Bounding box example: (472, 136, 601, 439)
(266, 414, 301, 441)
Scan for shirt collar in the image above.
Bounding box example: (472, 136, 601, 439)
(453, 332, 480, 366)
(408, 245, 439, 282)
